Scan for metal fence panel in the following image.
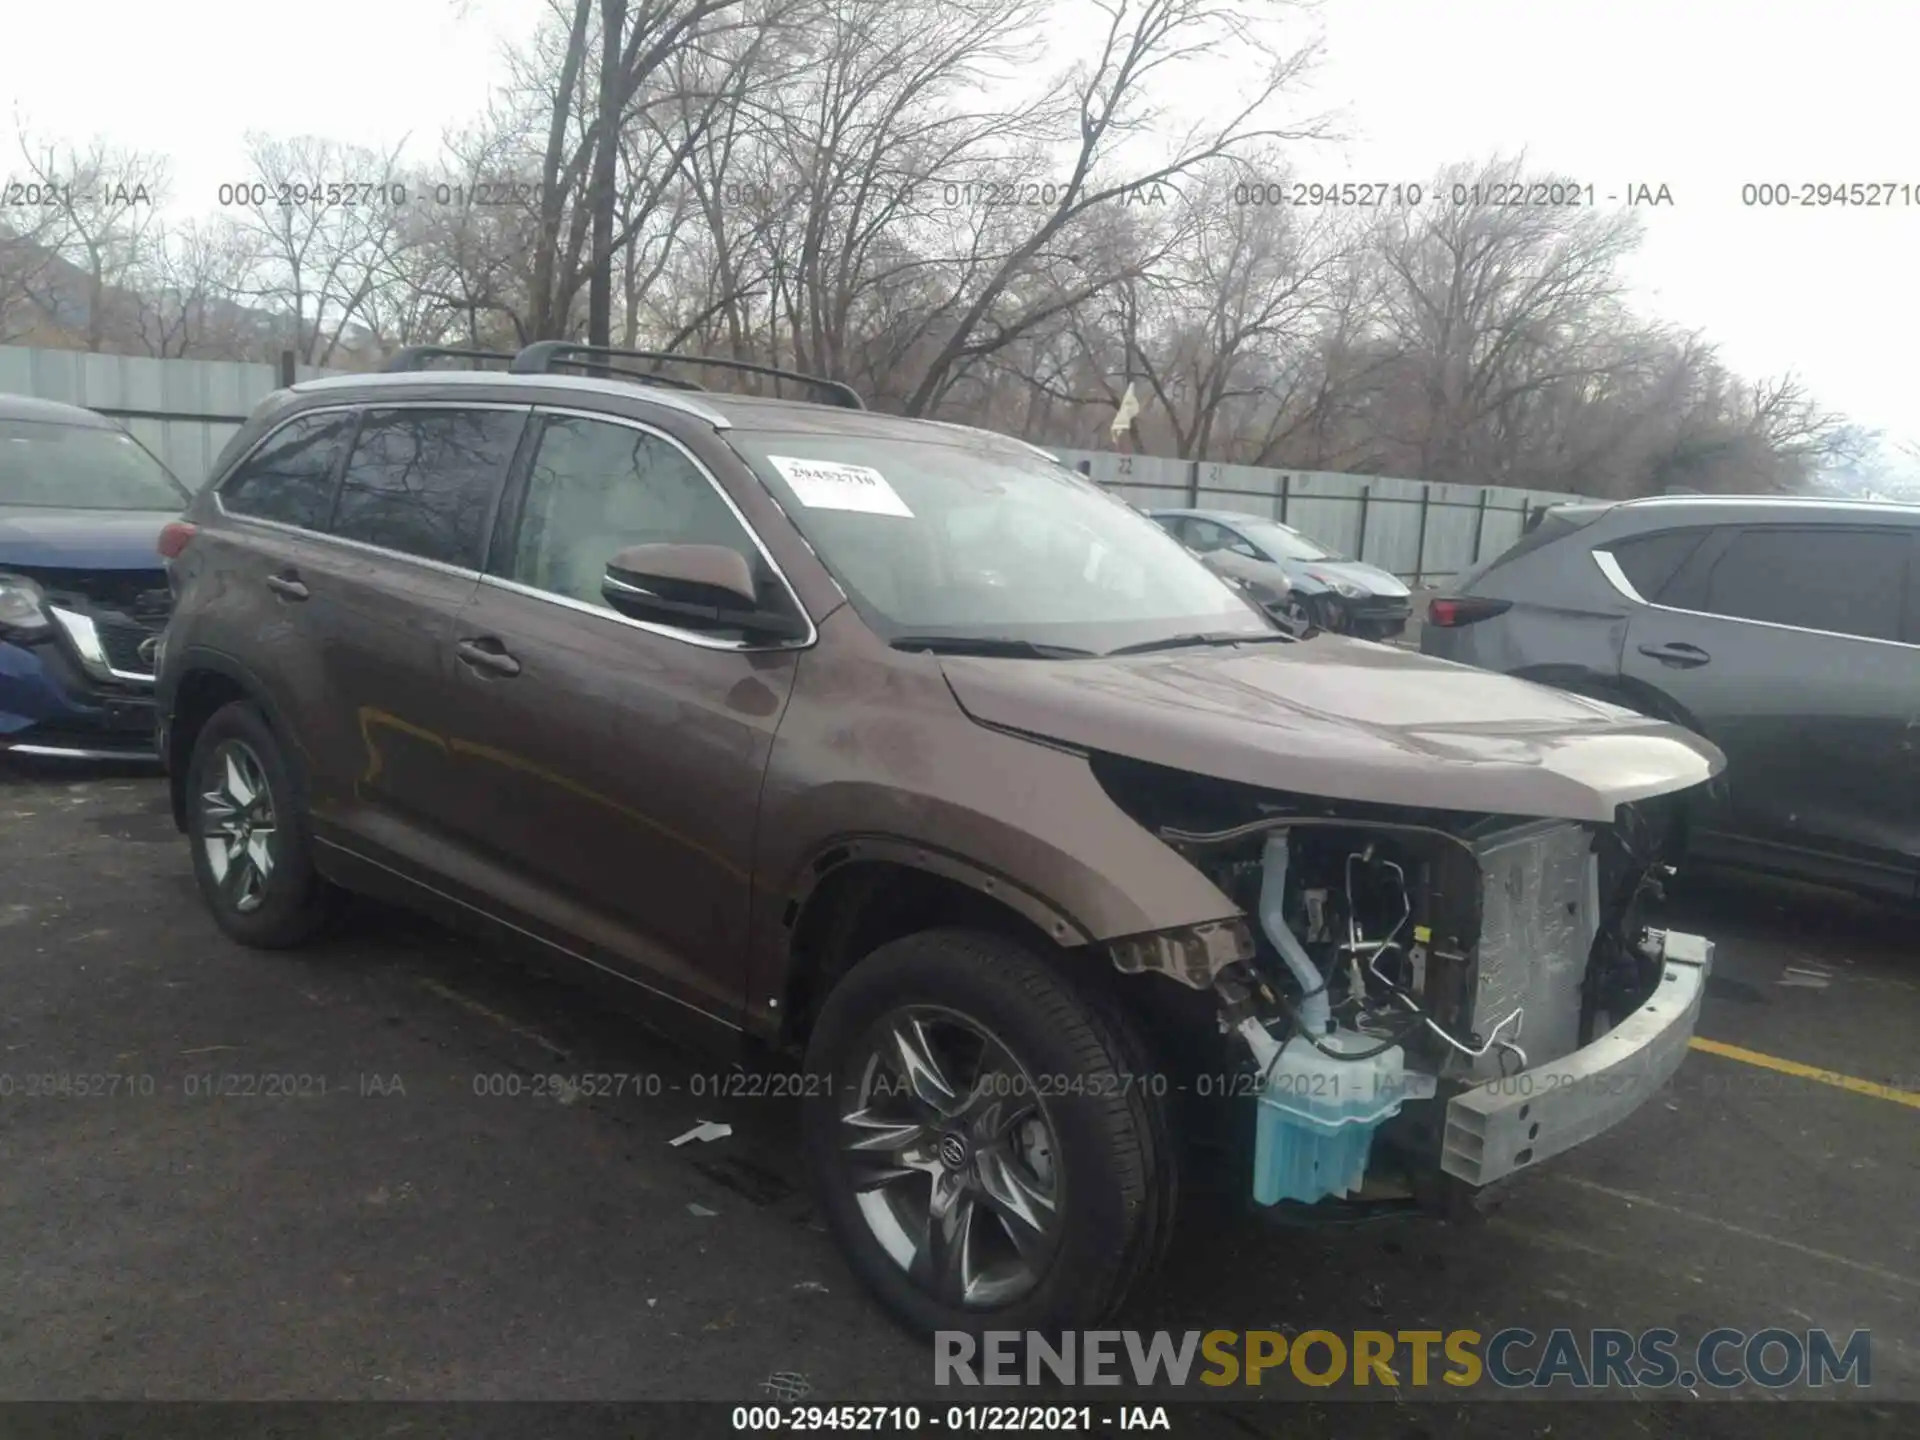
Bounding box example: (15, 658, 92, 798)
(0, 346, 336, 487)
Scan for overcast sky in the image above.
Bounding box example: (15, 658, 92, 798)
(8, 0, 1915, 455)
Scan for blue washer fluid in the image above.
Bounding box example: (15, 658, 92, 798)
(1252, 1030, 1431, 1207)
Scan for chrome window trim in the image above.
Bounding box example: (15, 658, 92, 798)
(211, 400, 536, 581)
(1590, 548, 1646, 604)
(490, 406, 818, 653)
(1592, 543, 1920, 652)
(212, 494, 488, 582)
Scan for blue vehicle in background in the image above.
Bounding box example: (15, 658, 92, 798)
(0, 394, 189, 762)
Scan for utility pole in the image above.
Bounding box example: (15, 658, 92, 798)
(586, 0, 626, 348)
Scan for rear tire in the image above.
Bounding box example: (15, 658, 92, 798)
(184, 700, 336, 949)
(801, 929, 1174, 1338)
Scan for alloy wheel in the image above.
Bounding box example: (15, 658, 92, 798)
(836, 1006, 1064, 1309)
(197, 740, 278, 914)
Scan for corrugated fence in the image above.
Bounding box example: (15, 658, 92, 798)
(1051, 448, 1583, 589)
(0, 347, 1584, 587)
(0, 346, 334, 488)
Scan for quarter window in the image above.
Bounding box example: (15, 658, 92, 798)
(330, 408, 523, 568)
(1689, 526, 1908, 642)
(506, 416, 764, 613)
(218, 411, 358, 529)
(1603, 528, 1710, 602)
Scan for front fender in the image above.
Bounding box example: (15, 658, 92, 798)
(745, 619, 1248, 1033)
(789, 832, 1094, 946)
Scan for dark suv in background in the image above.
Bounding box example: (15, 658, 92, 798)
(155, 344, 1720, 1339)
(1422, 494, 1920, 900)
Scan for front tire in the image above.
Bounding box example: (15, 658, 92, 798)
(802, 930, 1172, 1338)
(185, 700, 336, 948)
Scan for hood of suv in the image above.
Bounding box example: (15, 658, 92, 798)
(938, 637, 1723, 823)
(0, 506, 179, 570)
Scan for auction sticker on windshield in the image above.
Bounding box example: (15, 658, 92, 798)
(767, 455, 915, 517)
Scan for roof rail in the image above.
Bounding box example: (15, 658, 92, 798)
(540, 356, 709, 393)
(383, 346, 519, 372)
(510, 341, 866, 411)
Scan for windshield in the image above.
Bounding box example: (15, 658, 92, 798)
(1236, 518, 1341, 563)
(0, 419, 191, 511)
(726, 431, 1274, 653)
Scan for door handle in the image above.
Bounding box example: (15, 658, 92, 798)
(455, 638, 521, 677)
(1637, 641, 1710, 668)
(264, 572, 309, 601)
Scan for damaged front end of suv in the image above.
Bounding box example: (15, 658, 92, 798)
(1097, 753, 1714, 1213)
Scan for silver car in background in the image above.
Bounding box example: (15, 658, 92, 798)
(1146, 508, 1413, 639)
(1420, 494, 1920, 901)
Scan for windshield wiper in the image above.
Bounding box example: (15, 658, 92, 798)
(1104, 630, 1295, 657)
(889, 635, 1097, 659)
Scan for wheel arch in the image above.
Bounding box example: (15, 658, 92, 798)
(775, 838, 1095, 1052)
(164, 648, 306, 831)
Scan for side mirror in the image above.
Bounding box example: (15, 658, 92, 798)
(601, 543, 809, 642)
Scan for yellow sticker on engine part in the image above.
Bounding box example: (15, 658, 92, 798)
(1413, 924, 1432, 943)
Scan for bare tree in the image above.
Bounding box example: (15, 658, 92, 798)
(227, 134, 414, 365)
(16, 130, 170, 351)
(0, 31, 1875, 503)
(1102, 161, 1355, 457)
(898, 0, 1329, 415)
(126, 217, 262, 359)
(1374, 155, 1645, 485)
(507, 0, 776, 342)
(0, 208, 63, 345)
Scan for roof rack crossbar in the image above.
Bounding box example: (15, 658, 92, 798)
(383, 346, 520, 372)
(510, 341, 865, 410)
(542, 356, 710, 392)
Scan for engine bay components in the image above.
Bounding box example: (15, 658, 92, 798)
(1172, 802, 1681, 1208)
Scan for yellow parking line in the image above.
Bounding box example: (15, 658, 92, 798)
(1689, 1037, 1920, 1110)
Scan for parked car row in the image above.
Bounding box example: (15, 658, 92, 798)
(5, 357, 1723, 1344)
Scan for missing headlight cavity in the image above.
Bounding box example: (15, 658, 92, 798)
(1090, 752, 1681, 1081)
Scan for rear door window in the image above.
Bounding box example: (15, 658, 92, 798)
(329, 407, 525, 568)
(1603, 528, 1711, 601)
(1184, 519, 1243, 555)
(1680, 525, 1908, 642)
(218, 411, 359, 530)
